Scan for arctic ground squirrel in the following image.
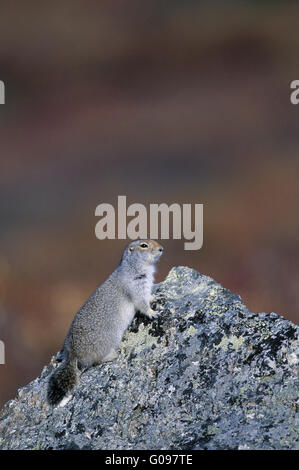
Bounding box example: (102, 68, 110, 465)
(47, 239, 163, 406)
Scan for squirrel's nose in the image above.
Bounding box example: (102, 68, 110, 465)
(158, 246, 163, 252)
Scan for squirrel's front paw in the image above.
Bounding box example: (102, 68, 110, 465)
(145, 308, 160, 320)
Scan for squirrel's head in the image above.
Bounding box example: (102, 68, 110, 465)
(123, 239, 164, 266)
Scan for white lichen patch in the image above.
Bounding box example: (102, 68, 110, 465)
(215, 335, 245, 351)
(183, 325, 197, 339)
(287, 352, 299, 366)
(121, 324, 158, 356)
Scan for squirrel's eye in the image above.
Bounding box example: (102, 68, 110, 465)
(140, 243, 148, 249)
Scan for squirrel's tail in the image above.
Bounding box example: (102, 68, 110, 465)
(47, 357, 78, 406)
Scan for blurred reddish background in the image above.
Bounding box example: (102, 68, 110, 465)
(1, 1, 299, 407)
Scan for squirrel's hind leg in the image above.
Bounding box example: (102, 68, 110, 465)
(78, 349, 118, 370)
(101, 348, 118, 363)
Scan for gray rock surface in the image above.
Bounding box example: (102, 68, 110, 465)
(0, 267, 298, 450)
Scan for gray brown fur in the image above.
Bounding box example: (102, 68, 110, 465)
(47, 239, 163, 406)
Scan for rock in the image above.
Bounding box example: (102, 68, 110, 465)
(0, 266, 298, 450)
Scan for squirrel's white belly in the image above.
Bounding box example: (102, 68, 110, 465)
(118, 300, 135, 332)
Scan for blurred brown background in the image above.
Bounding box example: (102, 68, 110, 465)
(1, 1, 299, 407)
